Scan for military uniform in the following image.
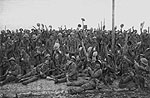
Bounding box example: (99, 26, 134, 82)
(19, 60, 50, 85)
(0, 57, 21, 86)
(54, 60, 78, 84)
(67, 61, 102, 94)
(118, 58, 150, 90)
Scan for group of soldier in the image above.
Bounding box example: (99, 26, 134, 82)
(0, 23, 150, 94)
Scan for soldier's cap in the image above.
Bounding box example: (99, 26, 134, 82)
(42, 44, 45, 46)
(71, 56, 76, 60)
(23, 33, 29, 38)
(45, 54, 50, 58)
(19, 28, 23, 31)
(37, 23, 40, 27)
(93, 47, 96, 51)
(9, 57, 15, 62)
(79, 47, 83, 51)
(53, 42, 60, 50)
(93, 36, 96, 39)
(44, 60, 49, 64)
(93, 51, 98, 57)
(140, 58, 148, 66)
(58, 33, 62, 36)
(87, 47, 93, 53)
(95, 60, 101, 65)
(32, 34, 37, 39)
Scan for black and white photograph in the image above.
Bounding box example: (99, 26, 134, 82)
(0, 0, 150, 98)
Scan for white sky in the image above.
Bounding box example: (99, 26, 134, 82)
(0, 0, 150, 31)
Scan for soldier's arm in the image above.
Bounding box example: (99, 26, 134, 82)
(81, 40, 89, 61)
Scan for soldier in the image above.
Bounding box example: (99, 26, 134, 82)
(67, 60, 102, 94)
(19, 49, 31, 75)
(52, 41, 63, 75)
(19, 59, 50, 85)
(118, 57, 150, 90)
(0, 57, 21, 86)
(54, 56, 78, 84)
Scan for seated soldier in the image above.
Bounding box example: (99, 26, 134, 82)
(119, 57, 150, 91)
(67, 60, 102, 94)
(0, 57, 9, 79)
(54, 56, 78, 84)
(19, 59, 51, 85)
(0, 57, 21, 86)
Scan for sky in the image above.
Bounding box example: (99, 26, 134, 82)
(0, 0, 150, 31)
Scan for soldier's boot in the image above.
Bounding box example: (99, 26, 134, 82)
(54, 77, 67, 84)
(22, 76, 38, 85)
(68, 87, 84, 95)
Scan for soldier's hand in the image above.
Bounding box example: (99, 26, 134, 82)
(8, 71, 12, 74)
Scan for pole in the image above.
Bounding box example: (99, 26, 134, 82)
(5, 25, 6, 32)
(82, 21, 84, 30)
(112, 0, 115, 53)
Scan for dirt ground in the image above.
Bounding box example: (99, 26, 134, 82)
(0, 79, 150, 98)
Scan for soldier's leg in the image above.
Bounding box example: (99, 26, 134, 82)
(0, 75, 6, 82)
(0, 75, 17, 86)
(81, 80, 96, 91)
(136, 75, 145, 90)
(55, 77, 67, 84)
(119, 75, 133, 88)
(68, 80, 96, 94)
(20, 69, 36, 79)
(22, 76, 38, 85)
(67, 79, 88, 86)
(54, 73, 65, 79)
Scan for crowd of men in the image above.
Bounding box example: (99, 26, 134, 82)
(0, 22, 150, 94)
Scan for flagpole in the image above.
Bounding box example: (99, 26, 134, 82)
(112, 0, 115, 53)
